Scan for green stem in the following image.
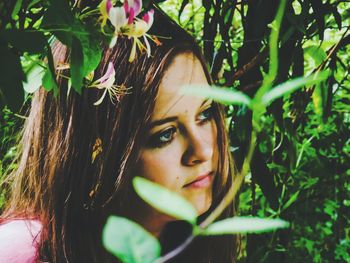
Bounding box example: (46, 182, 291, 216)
(254, 0, 287, 101)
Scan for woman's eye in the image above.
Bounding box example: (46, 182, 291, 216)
(149, 128, 176, 147)
(158, 129, 174, 142)
(198, 106, 214, 123)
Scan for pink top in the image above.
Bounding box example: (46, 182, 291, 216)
(0, 219, 42, 263)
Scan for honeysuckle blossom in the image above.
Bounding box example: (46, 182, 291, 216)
(124, 0, 142, 24)
(108, 4, 128, 48)
(99, 0, 154, 61)
(125, 9, 154, 61)
(98, 0, 113, 33)
(88, 62, 120, 105)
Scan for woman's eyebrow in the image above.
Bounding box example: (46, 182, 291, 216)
(149, 116, 178, 128)
(149, 99, 211, 128)
(201, 98, 211, 106)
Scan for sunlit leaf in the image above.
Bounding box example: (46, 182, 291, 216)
(312, 80, 328, 119)
(203, 217, 290, 235)
(23, 64, 45, 93)
(133, 177, 197, 224)
(304, 45, 327, 67)
(102, 215, 161, 263)
(180, 85, 252, 107)
(42, 66, 57, 92)
(262, 71, 329, 106)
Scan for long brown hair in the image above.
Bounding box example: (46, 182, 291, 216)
(1, 7, 238, 262)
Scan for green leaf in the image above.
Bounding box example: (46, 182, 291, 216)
(41, 0, 74, 45)
(23, 64, 45, 93)
(42, 67, 57, 92)
(178, 0, 189, 21)
(2, 29, 47, 54)
(70, 37, 84, 93)
(75, 28, 102, 84)
(203, 217, 290, 235)
(312, 80, 327, 118)
(41, 0, 102, 94)
(262, 71, 329, 106)
(69, 29, 102, 93)
(133, 177, 197, 224)
(11, 0, 23, 19)
(102, 215, 161, 263)
(180, 85, 252, 107)
(44, 44, 58, 95)
(281, 191, 300, 211)
(304, 45, 327, 67)
(27, 0, 41, 9)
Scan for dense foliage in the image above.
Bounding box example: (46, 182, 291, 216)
(160, 0, 349, 262)
(1, 0, 349, 262)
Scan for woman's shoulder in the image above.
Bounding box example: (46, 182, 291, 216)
(0, 219, 42, 263)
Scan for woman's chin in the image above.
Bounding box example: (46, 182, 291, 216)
(192, 196, 212, 216)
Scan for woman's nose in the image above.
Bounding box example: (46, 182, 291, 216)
(181, 127, 214, 166)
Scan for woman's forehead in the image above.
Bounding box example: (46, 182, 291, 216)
(152, 53, 208, 118)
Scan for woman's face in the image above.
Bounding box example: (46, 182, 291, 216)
(134, 52, 218, 222)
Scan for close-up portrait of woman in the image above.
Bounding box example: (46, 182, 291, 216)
(0, 0, 349, 262)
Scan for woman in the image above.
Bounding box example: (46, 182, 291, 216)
(0, 5, 238, 263)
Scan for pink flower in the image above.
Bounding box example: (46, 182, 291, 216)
(124, 0, 142, 22)
(98, 0, 154, 61)
(88, 62, 119, 105)
(108, 4, 128, 48)
(125, 9, 154, 61)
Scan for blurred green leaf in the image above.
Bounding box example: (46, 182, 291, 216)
(133, 177, 197, 224)
(11, 0, 23, 19)
(262, 71, 329, 106)
(181, 85, 252, 106)
(281, 190, 300, 211)
(203, 217, 289, 235)
(312, 81, 327, 119)
(102, 215, 160, 263)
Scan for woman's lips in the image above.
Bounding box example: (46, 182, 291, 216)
(183, 172, 214, 188)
